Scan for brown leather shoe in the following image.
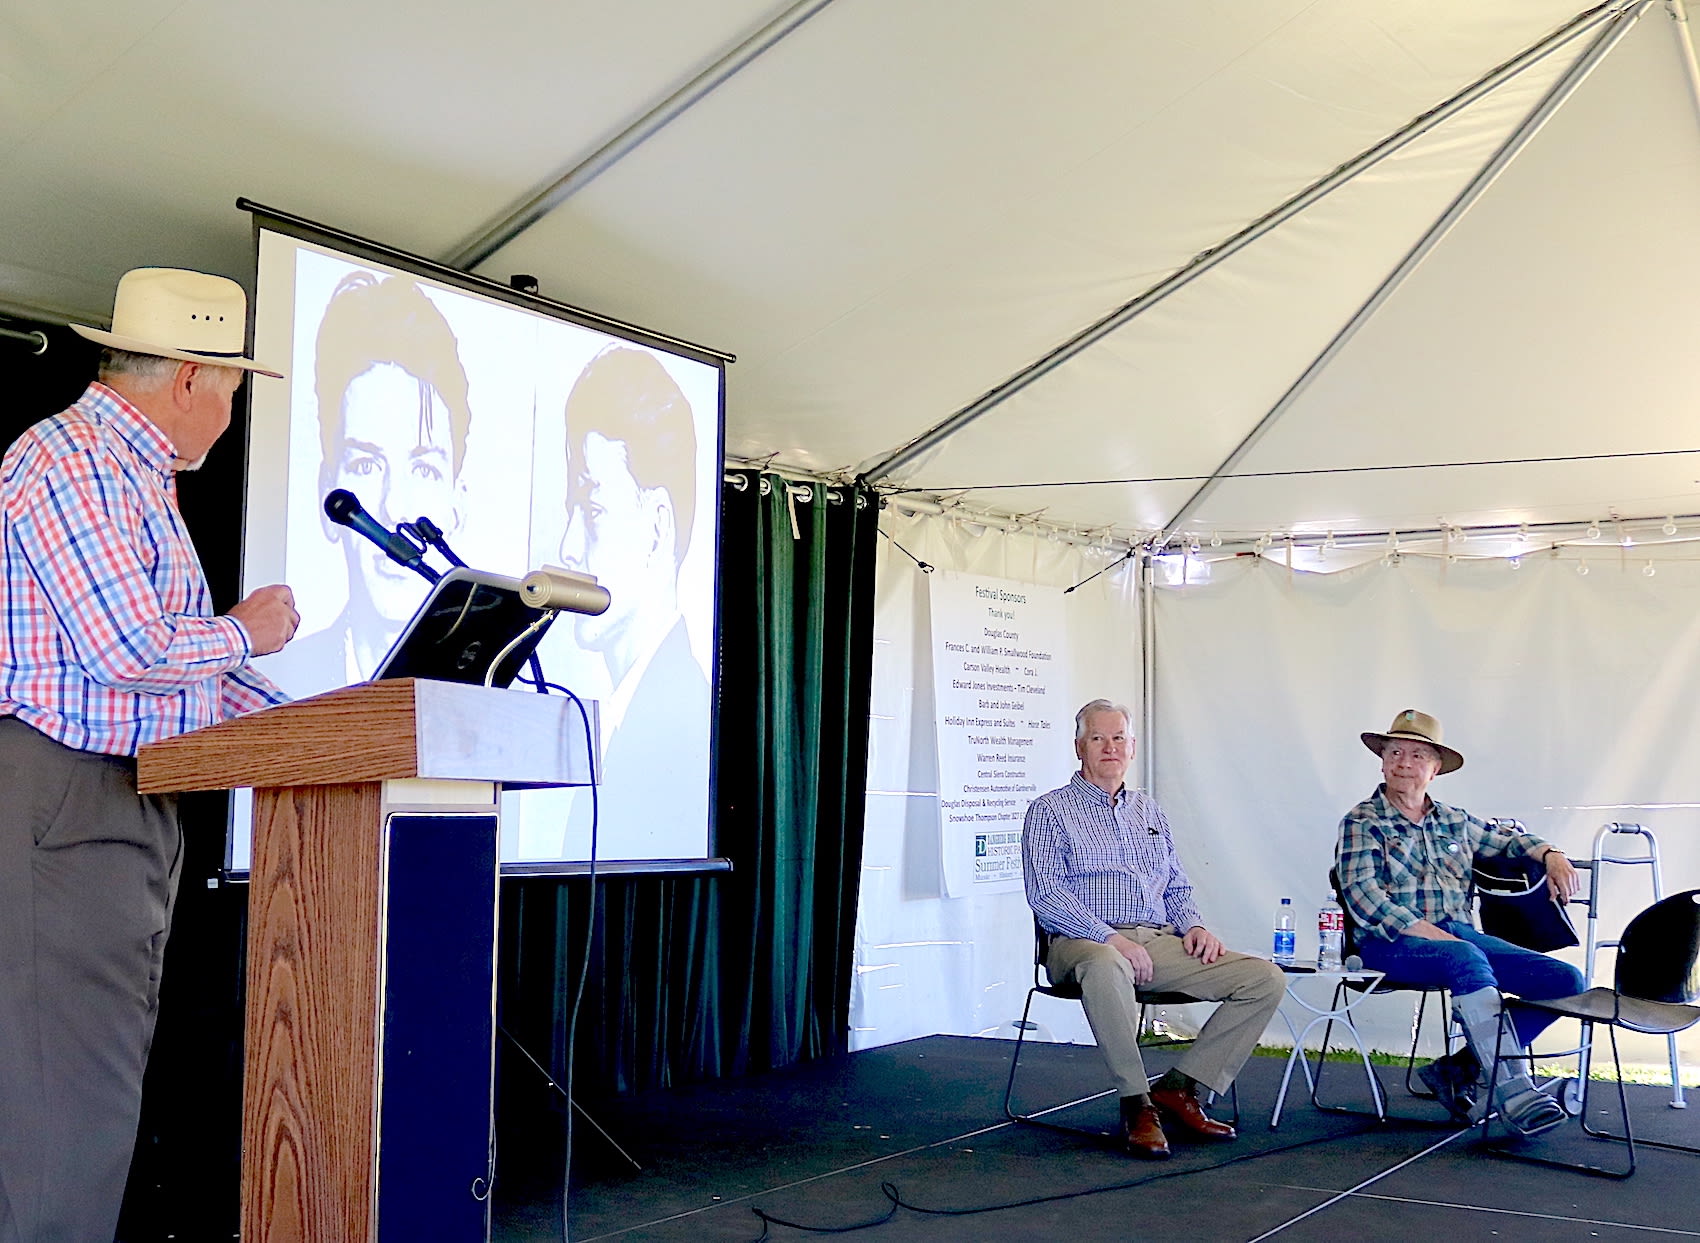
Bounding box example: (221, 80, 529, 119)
(1119, 1102, 1171, 1159)
(1149, 1086, 1237, 1141)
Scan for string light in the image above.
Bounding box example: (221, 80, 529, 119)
(1586, 521, 1601, 540)
(1665, 517, 1679, 536)
(1643, 560, 1656, 577)
(1509, 555, 1522, 570)
(1578, 561, 1590, 576)
(1518, 523, 1530, 542)
(1209, 532, 1222, 548)
(1189, 535, 1202, 555)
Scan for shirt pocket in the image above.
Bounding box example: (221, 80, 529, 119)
(1381, 834, 1422, 884)
(1431, 830, 1472, 889)
(1069, 831, 1128, 875)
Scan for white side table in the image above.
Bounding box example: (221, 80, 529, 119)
(1269, 963, 1387, 1129)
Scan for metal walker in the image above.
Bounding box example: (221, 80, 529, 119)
(1572, 822, 1686, 1109)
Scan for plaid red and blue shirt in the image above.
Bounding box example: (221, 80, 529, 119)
(1023, 772, 1205, 943)
(1335, 784, 1546, 941)
(1, 382, 287, 756)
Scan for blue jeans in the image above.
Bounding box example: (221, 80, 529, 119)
(1358, 920, 1585, 1046)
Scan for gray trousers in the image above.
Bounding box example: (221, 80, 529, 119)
(0, 718, 180, 1243)
(1046, 925, 1286, 1097)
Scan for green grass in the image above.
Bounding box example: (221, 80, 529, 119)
(1250, 1043, 1410, 1068)
(1246, 1042, 1699, 1087)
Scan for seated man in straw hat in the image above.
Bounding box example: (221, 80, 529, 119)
(1336, 709, 1585, 1137)
(0, 268, 299, 1240)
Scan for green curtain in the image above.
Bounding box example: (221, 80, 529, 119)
(498, 472, 878, 1099)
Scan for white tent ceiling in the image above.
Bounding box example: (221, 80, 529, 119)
(4, 0, 1697, 542)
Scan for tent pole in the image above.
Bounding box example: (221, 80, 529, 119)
(1159, 1, 1648, 541)
(445, 0, 840, 271)
(859, 0, 1630, 486)
(1665, 0, 1700, 119)
(1139, 550, 1156, 795)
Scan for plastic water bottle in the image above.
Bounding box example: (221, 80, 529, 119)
(1272, 897, 1296, 965)
(1317, 897, 1344, 970)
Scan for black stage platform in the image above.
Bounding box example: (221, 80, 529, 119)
(493, 1035, 1699, 1241)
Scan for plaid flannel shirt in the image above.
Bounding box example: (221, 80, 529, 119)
(1, 383, 287, 755)
(1023, 772, 1204, 943)
(1335, 784, 1546, 941)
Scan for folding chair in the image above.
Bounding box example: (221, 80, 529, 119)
(1482, 888, 1700, 1178)
(1003, 917, 1237, 1138)
(1571, 823, 1688, 1109)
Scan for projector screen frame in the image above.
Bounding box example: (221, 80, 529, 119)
(230, 200, 732, 879)
(238, 198, 735, 367)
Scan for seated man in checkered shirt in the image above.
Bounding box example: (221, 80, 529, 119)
(1337, 709, 1584, 1137)
(1022, 698, 1285, 1160)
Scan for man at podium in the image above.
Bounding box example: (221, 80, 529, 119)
(0, 268, 300, 1242)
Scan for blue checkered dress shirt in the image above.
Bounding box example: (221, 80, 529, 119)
(1022, 772, 1204, 943)
(1336, 784, 1546, 941)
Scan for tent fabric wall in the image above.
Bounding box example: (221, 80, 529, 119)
(857, 528, 1700, 1071)
(853, 511, 1142, 1050)
(1153, 548, 1700, 1063)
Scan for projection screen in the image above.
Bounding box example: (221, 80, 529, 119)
(235, 207, 725, 875)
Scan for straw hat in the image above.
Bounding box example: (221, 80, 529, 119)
(1361, 708, 1463, 774)
(71, 268, 282, 378)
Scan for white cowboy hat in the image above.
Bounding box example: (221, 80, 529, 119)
(71, 268, 282, 378)
(1361, 708, 1464, 775)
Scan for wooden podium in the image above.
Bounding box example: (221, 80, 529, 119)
(137, 679, 593, 1243)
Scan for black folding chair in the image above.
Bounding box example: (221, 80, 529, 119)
(1481, 888, 1700, 1178)
(1003, 917, 1237, 1139)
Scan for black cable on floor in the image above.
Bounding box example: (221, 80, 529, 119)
(745, 1120, 1390, 1239)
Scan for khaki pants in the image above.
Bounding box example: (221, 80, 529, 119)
(1046, 925, 1285, 1097)
(0, 718, 181, 1243)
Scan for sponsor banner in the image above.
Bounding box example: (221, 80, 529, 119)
(929, 572, 1070, 896)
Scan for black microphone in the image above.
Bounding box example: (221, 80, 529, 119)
(398, 515, 467, 568)
(323, 489, 439, 582)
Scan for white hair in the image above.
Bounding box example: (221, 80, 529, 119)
(97, 348, 180, 385)
(1075, 698, 1133, 741)
(97, 349, 243, 400)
